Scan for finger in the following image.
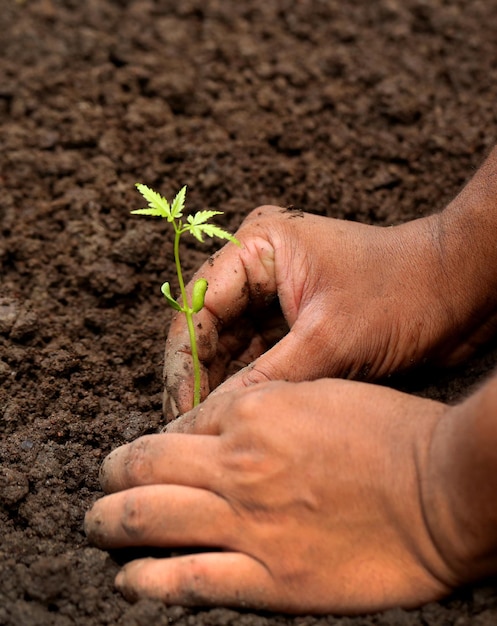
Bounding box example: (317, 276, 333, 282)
(85, 485, 236, 549)
(207, 321, 264, 388)
(98, 433, 220, 493)
(115, 552, 281, 611)
(163, 312, 286, 421)
(162, 388, 180, 421)
(165, 229, 280, 414)
(163, 390, 235, 436)
(163, 313, 256, 420)
(210, 313, 338, 394)
(209, 304, 289, 385)
(167, 304, 334, 419)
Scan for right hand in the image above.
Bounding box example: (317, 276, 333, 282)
(164, 204, 486, 417)
(86, 378, 456, 613)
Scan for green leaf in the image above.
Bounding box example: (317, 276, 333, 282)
(187, 223, 204, 242)
(130, 208, 164, 216)
(185, 211, 239, 244)
(185, 213, 216, 240)
(170, 185, 187, 219)
(161, 282, 182, 311)
(187, 210, 223, 226)
(133, 183, 171, 219)
(196, 223, 240, 245)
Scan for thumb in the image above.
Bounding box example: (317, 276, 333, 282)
(211, 320, 334, 395)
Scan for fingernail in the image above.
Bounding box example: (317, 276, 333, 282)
(115, 570, 125, 590)
(163, 390, 179, 421)
(83, 510, 92, 537)
(115, 568, 139, 602)
(98, 458, 108, 486)
(83, 504, 106, 546)
(98, 449, 116, 489)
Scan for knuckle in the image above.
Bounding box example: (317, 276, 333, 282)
(230, 384, 270, 420)
(240, 367, 272, 388)
(121, 492, 146, 539)
(221, 384, 284, 458)
(175, 556, 213, 606)
(123, 437, 154, 485)
(222, 381, 289, 440)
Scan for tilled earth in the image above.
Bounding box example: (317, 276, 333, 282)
(1, 1, 497, 624)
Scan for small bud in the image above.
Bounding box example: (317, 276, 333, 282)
(191, 278, 208, 313)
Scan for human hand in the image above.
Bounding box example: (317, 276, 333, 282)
(164, 205, 488, 417)
(85, 379, 459, 614)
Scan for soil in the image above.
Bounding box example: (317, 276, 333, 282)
(2, 0, 497, 624)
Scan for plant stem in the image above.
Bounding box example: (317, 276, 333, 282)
(185, 309, 201, 407)
(173, 222, 202, 407)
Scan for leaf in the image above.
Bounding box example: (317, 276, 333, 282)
(133, 183, 171, 219)
(185, 211, 239, 244)
(187, 210, 223, 226)
(161, 282, 182, 311)
(195, 223, 240, 245)
(186, 223, 205, 242)
(170, 185, 187, 219)
(185, 212, 217, 242)
(130, 208, 165, 216)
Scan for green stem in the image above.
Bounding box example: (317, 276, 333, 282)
(173, 222, 202, 408)
(185, 309, 201, 407)
(173, 224, 188, 305)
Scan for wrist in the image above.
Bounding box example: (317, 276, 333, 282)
(432, 146, 497, 363)
(422, 374, 497, 586)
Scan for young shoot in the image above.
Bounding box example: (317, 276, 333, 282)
(132, 184, 239, 408)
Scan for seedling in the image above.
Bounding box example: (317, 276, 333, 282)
(132, 184, 239, 408)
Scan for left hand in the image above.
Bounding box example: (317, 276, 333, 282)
(84, 379, 457, 614)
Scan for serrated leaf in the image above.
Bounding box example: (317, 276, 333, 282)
(187, 210, 223, 227)
(187, 223, 205, 242)
(135, 183, 171, 219)
(130, 208, 164, 216)
(170, 185, 186, 219)
(161, 282, 182, 311)
(196, 223, 240, 245)
(185, 212, 239, 244)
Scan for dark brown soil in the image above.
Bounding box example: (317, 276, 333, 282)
(2, 0, 497, 624)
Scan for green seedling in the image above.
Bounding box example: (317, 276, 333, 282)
(132, 184, 239, 408)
